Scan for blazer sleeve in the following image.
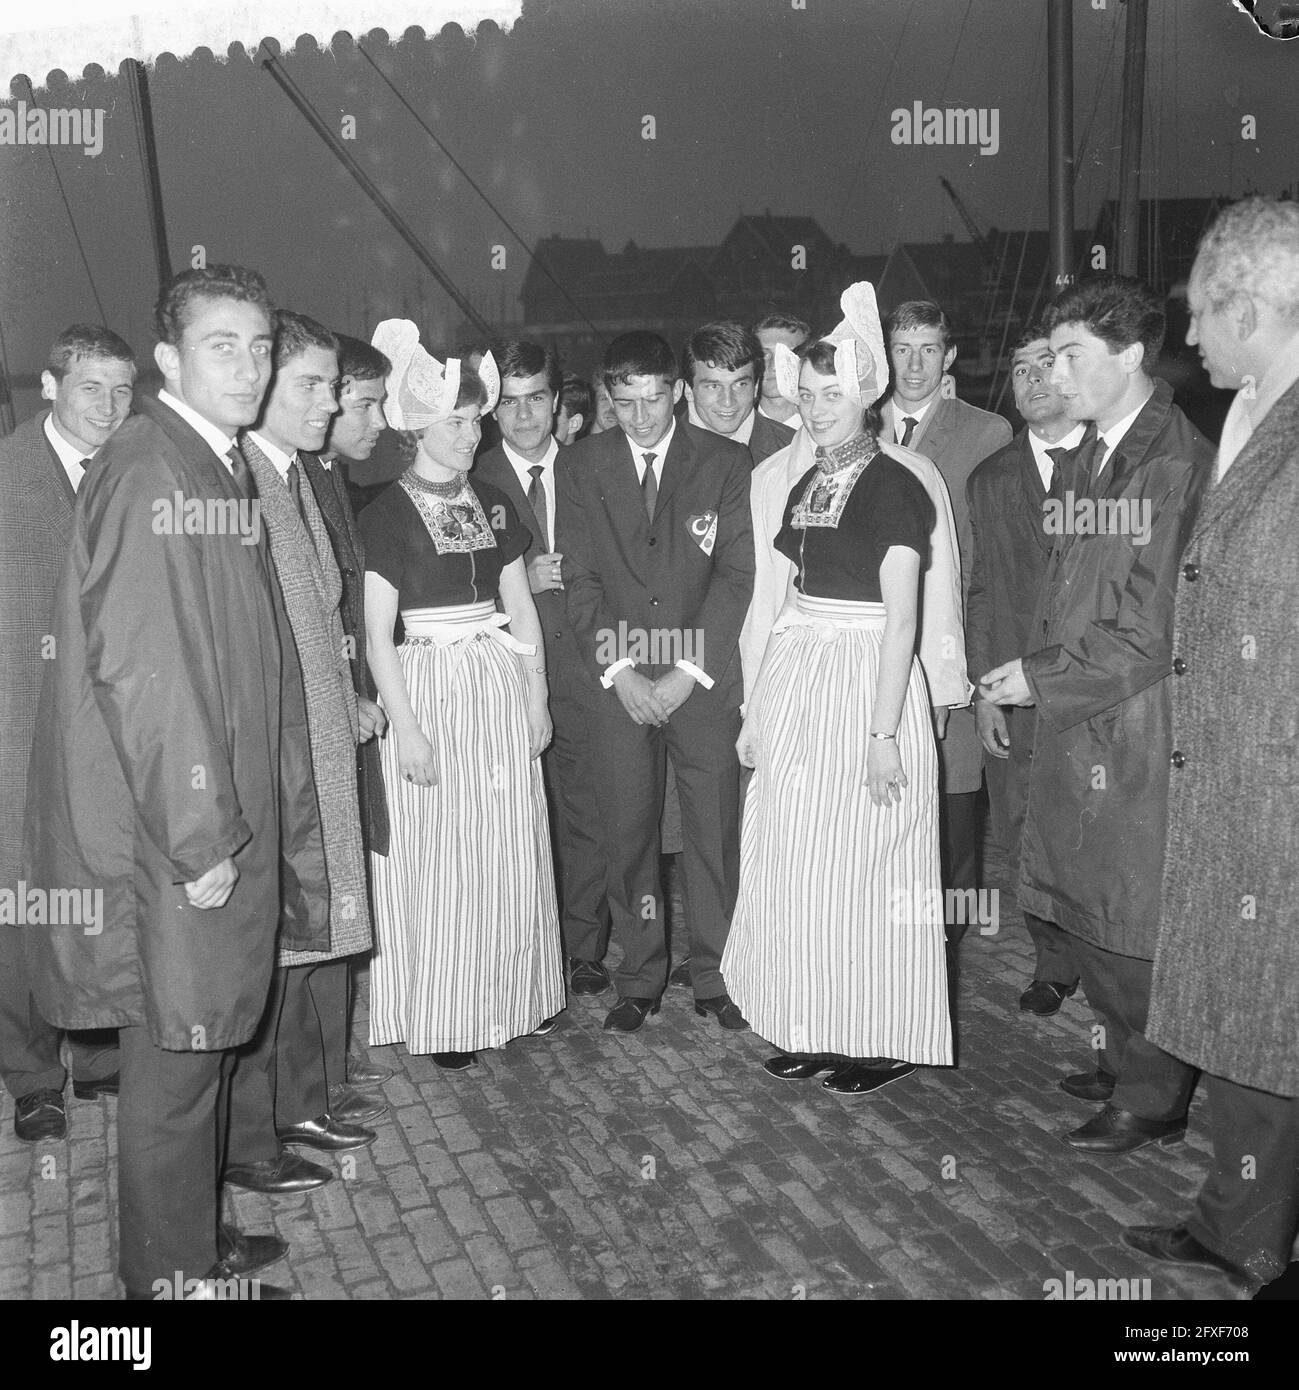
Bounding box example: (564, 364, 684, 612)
(964, 468, 995, 685)
(555, 454, 623, 681)
(78, 452, 252, 880)
(688, 447, 755, 685)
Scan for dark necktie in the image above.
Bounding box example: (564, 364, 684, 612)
(1044, 446, 1070, 504)
(287, 456, 308, 524)
(226, 444, 253, 499)
(641, 452, 658, 521)
(900, 416, 918, 448)
(526, 464, 549, 549)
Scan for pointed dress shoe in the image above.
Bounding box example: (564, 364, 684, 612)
(431, 1051, 477, 1070)
(669, 957, 692, 987)
(1062, 1104, 1186, 1154)
(1122, 1224, 1256, 1287)
(71, 1072, 120, 1100)
(347, 1051, 394, 1086)
(328, 1082, 388, 1125)
(224, 1150, 334, 1194)
(763, 1055, 842, 1081)
(568, 958, 611, 996)
(530, 1015, 562, 1036)
(1019, 979, 1077, 1015)
(1059, 1067, 1117, 1101)
(276, 1113, 376, 1152)
(822, 1060, 917, 1094)
(694, 993, 748, 1031)
(217, 1223, 288, 1277)
(13, 1089, 67, 1142)
(603, 996, 661, 1033)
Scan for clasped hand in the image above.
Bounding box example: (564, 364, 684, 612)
(611, 666, 695, 726)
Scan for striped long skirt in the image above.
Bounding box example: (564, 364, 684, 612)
(722, 602, 952, 1064)
(368, 634, 565, 1054)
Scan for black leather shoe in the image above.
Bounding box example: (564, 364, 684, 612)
(328, 1083, 388, 1125)
(823, 1061, 916, 1094)
(430, 1051, 477, 1070)
(669, 957, 692, 987)
(276, 1114, 376, 1152)
(71, 1072, 120, 1100)
(568, 958, 611, 996)
(1059, 1067, 1117, 1101)
(530, 1015, 561, 1036)
(1122, 1224, 1255, 1286)
(694, 993, 749, 1031)
(216, 1223, 288, 1277)
(603, 996, 661, 1032)
(224, 1151, 333, 1194)
(347, 1051, 393, 1086)
(763, 1054, 841, 1081)
(14, 1089, 66, 1142)
(1062, 1104, 1186, 1154)
(1019, 980, 1077, 1015)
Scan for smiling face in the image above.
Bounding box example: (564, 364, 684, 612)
(418, 404, 482, 472)
(259, 345, 341, 455)
(1185, 267, 1247, 390)
(686, 361, 758, 436)
(888, 324, 957, 408)
(156, 295, 274, 434)
(42, 355, 134, 454)
(609, 373, 682, 450)
(797, 360, 865, 450)
(1046, 322, 1135, 429)
(327, 374, 387, 460)
(1009, 339, 1071, 428)
(494, 370, 557, 461)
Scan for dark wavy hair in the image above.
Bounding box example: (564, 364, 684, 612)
(153, 264, 273, 346)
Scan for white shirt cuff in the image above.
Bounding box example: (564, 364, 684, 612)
(676, 660, 713, 690)
(600, 657, 636, 689)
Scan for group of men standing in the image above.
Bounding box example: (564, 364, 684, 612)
(0, 193, 1296, 1297)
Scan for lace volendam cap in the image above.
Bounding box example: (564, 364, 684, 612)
(370, 319, 500, 429)
(774, 281, 886, 406)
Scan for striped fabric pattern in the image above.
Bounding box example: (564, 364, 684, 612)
(368, 632, 565, 1053)
(722, 606, 952, 1064)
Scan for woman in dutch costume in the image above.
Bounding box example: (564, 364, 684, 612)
(723, 285, 956, 1094)
(359, 322, 564, 1070)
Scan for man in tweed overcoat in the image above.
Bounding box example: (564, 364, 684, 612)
(1125, 198, 1299, 1289)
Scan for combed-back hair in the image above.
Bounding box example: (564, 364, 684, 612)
(753, 312, 812, 343)
(1043, 274, 1165, 366)
(46, 324, 136, 379)
(336, 334, 391, 382)
(496, 340, 562, 396)
(682, 321, 764, 385)
(272, 310, 338, 370)
(884, 299, 953, 350)
(559, 372, 593, 430)
(1009, 322, 1049, 359)
(602, 331, 678, 388)
(153, 264, 273, 346)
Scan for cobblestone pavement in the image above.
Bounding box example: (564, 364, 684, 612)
(0, 841, 1266, 1302)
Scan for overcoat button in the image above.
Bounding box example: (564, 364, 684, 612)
(1172, 658, 1187, 675)
(648, 537, 657, 546)
(1182, 563, 1200, 582)
(1170, 750, 1186, 768)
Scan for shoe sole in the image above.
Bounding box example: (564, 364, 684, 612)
(277, 1136, 376, 1152)
(223, 1176, 333, 1193)
(1062, 1129, 1187, 1155)
(71, 1084, 119, 1100)
(822, 1065, 917, 1095)
(14, 1124, 67, 1143)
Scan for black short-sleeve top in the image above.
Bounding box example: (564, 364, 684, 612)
(359, 473, 531, 609)
(775, 443, 935, 604)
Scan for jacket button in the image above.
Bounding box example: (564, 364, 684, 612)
(1170, 750, 1186, 768)
(1182, 563, 1200, 582)
(553, 631, 562, 641)
(648, 537, 657, 546)
(650, 597, 659, 606)
(1172, 657, 1187, 675)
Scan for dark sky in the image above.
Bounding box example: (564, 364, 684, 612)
(1, 0, 1295, 410)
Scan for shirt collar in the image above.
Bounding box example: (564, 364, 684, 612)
(1028, 422, 1086, 471)
(623, 418, 676, 470)
(157, 388, 237, 466)
(43, 412, 92, 488)
(244, 430, 298, 482)
(501, 435, 558, 482)
(686, 399, 756, 445)
(889, 395, 936, 430)
(1097, 387, 1154, 460)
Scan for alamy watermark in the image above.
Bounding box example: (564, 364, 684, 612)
(1043, 491, 1153, 546)
(152, 492, 261, 546)
(1, 882, 102, 935)
(890, 101, 1000, 156)
(596, 621, 704, 670)
(1, 102, 105, 157)
(890, 886, 1000, 935)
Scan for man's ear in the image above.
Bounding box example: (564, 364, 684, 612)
(567, 412, 585, 439)
(672, 379, 685, 405)
(154, 340, 180, 383)
(942, 344, 958, 373)
(683, 383, 695, 408)
(1120, 341, 1145, 375)
(40, 370, 58, 403)
(1234, 292, 1259, 344)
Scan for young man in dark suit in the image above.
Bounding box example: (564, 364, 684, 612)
(0, 326, 131, 1143)
(966, 329, 1085, 1017)
(881, 300, 1012, 951)
(556, 333, 755, 1033)
(683, 321, 794, 465)
(474, 341, 612, 997)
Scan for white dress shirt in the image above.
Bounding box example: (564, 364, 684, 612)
(1216, 330, 1299, 481)
(1027, 422, 1087, 491)
(43, 414, 91, 492)
(157, 388, 237, 471)
(501, 436, 559, 551)
(244, 430, 298, 484)
(888, 395, 936, 445)
(1094, 388, 1154, 481)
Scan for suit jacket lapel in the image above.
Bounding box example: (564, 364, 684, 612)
(601, 430, 651, 537)
(911, 394, 954, 459)
(654, 425, 692, 517)
(34, 413, 77, 548)
(301, 453, 349, 542)
(1017, 433, 1054, 556)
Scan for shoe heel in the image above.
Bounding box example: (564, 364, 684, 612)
(1158, 1129, 1187, 1148)
(693, 1004, 706, 1018)
(651, 1002, 661, 1016)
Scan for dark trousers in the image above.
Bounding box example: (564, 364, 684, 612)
(587, 704, 741, 999)
(1023, 911, 1080, 988)
(1068, 934, 1197, 1121)
(546, 684, 611, 962)
(1186, 1074, 1299, 1282)
(939, 789, 980, 946)
(117, 1023, 229, 1291)
(1, 923, 119, 1099)
(228, 959, 348, 1165)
